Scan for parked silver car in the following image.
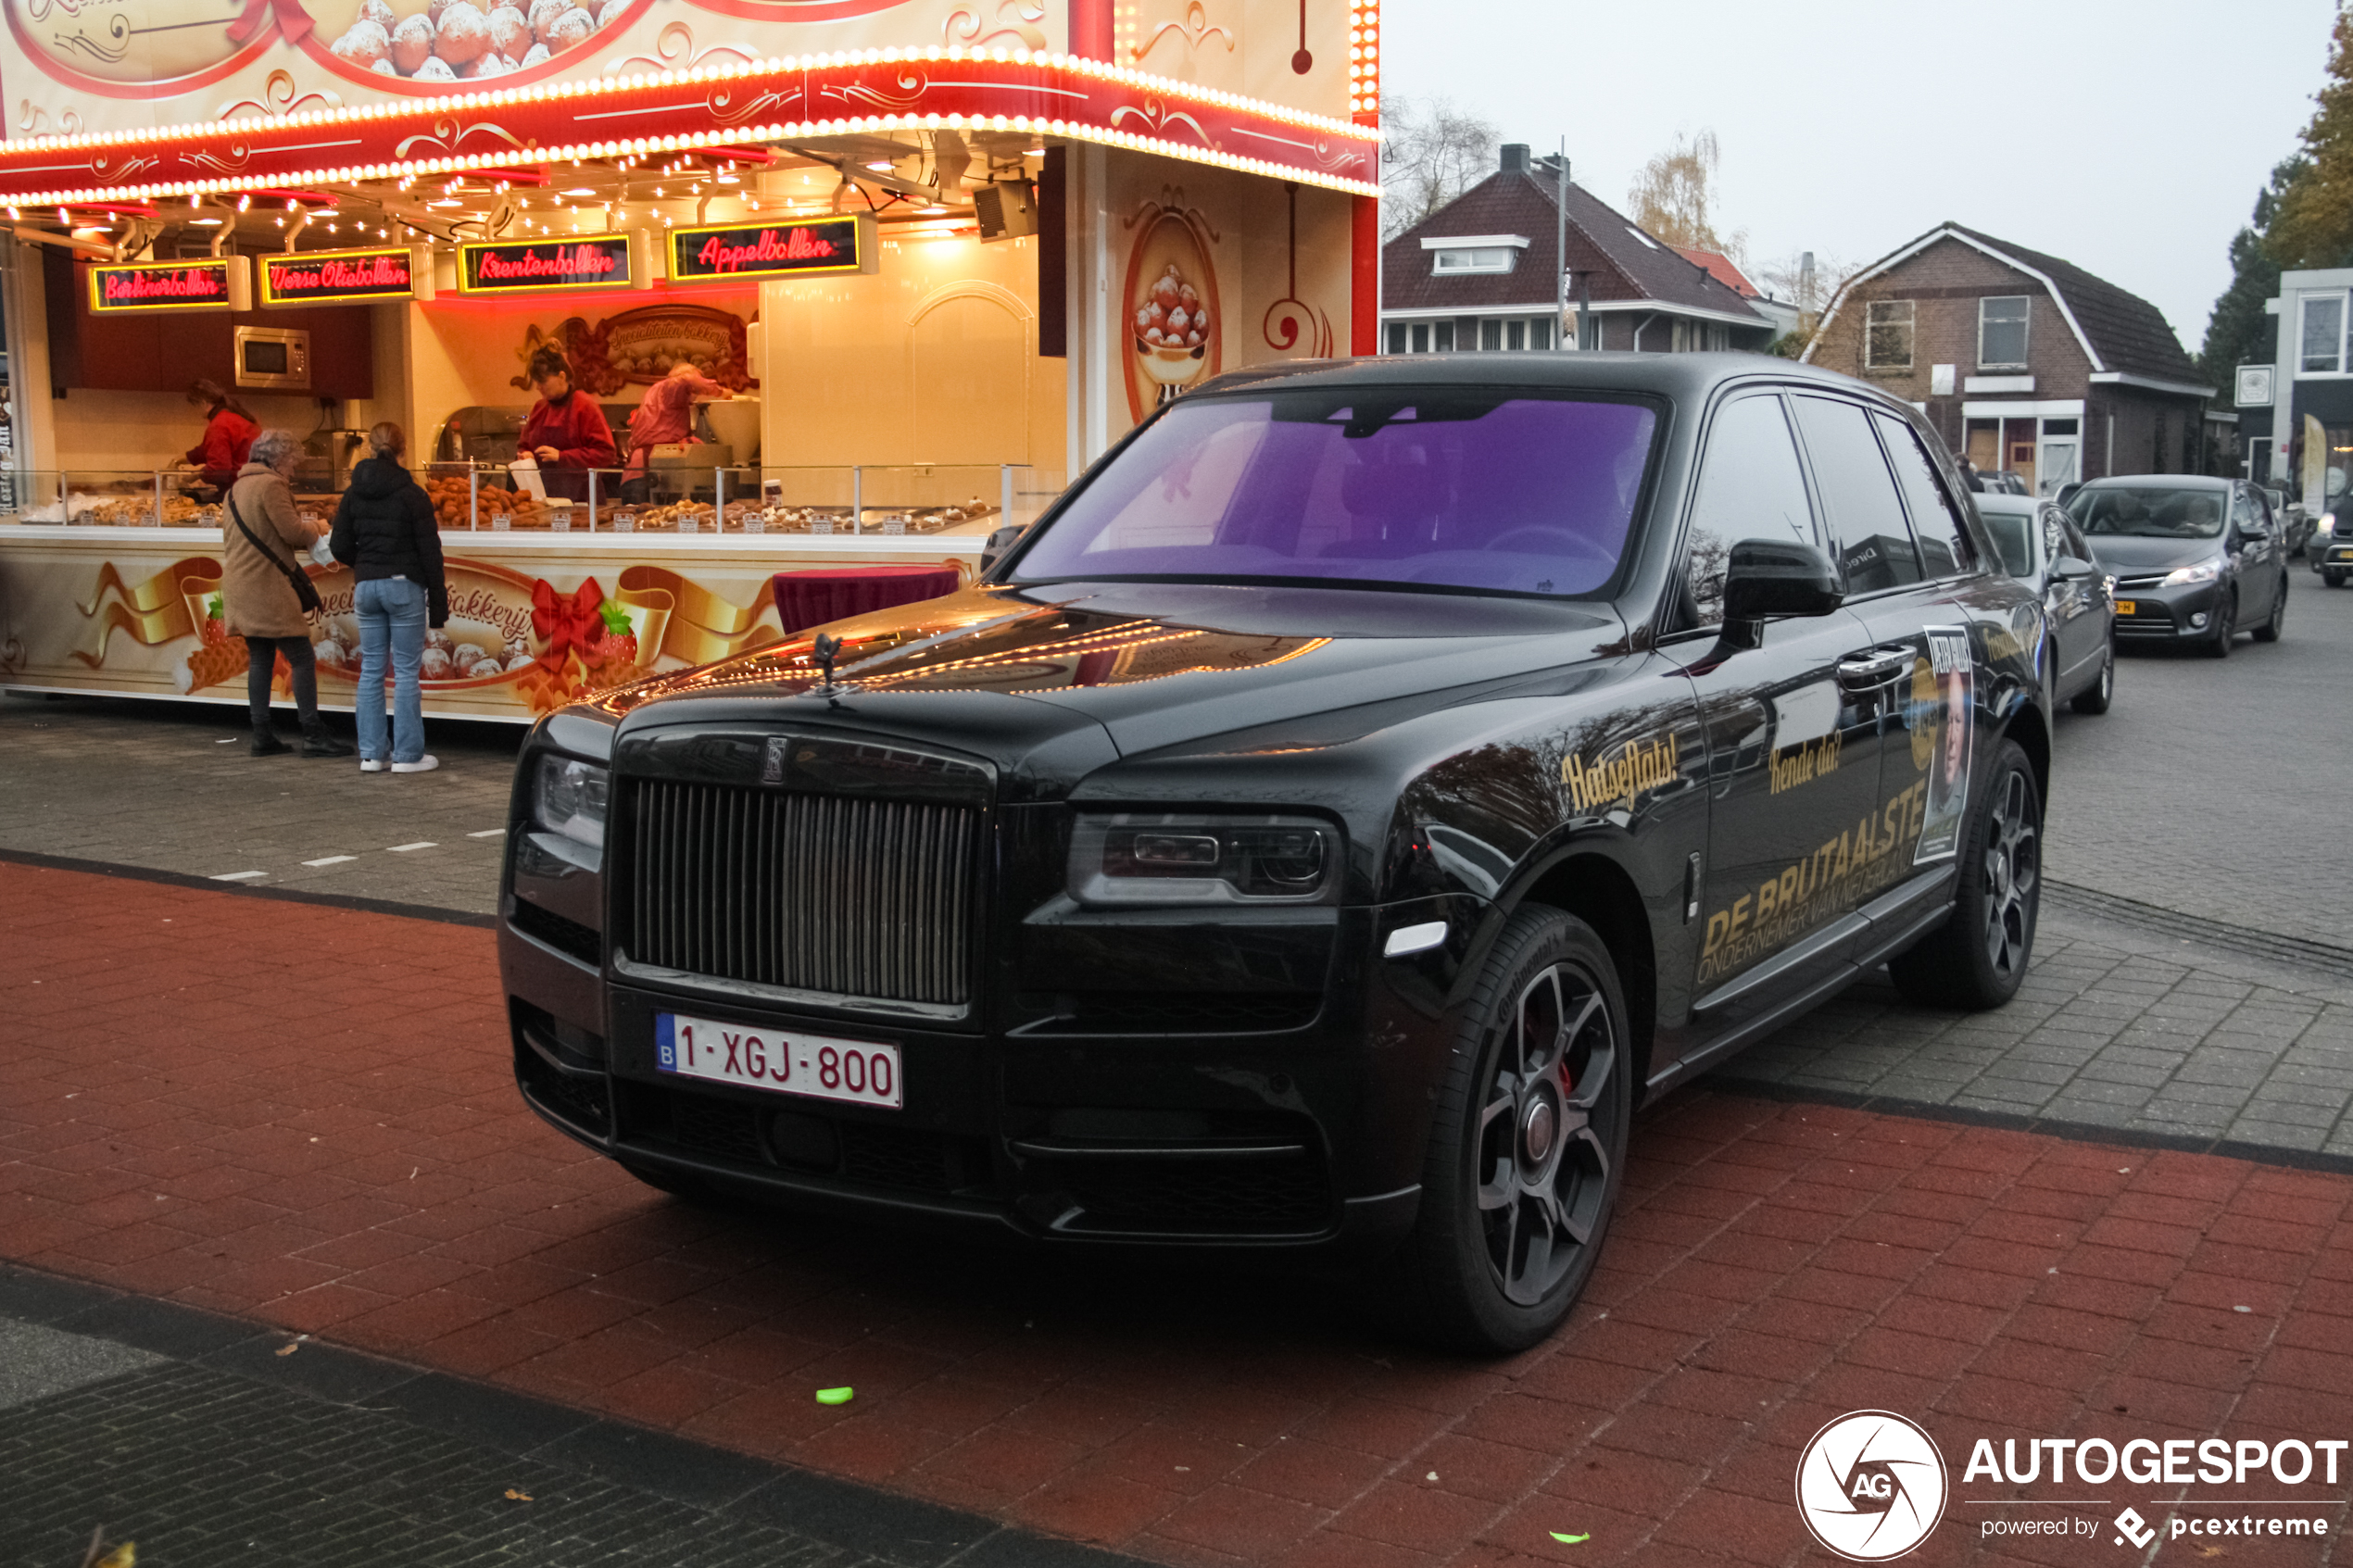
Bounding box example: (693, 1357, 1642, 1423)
(1978, 492, 2115, 711)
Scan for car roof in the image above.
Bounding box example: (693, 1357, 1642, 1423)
(2074, 473, 2232, 491)
(1181, 351, 1906, 408)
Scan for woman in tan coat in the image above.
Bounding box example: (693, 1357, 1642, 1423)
(222, 429, 351, 758)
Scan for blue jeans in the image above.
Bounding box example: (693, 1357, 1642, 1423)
(355, 577, 428, 764)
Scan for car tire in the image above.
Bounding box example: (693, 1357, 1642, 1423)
(2070, 638, 2115, 714)
(2203, 593, 2234, 658)
(2325, 571, 2347, 588)
(1397, 905, 1631, 1355)
(2253, 577, 2286, 643)
(1887, 738, 2042, 1011)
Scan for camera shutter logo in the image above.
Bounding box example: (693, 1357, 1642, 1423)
(1794, 1411, 1948, 1561)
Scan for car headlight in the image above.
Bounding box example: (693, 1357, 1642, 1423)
(1069, 812, 1340, 905)
(2321, 512, 2336, 536)
(535, 755, 610, 847)
(2159, 561, 2222, 586)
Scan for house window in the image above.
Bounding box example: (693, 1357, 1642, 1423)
(1431, 247, 1516, 274)
(1529, 319, 1554, 350)
(1411, 323, 1430, 354)
(1386, 322, 1406, 355)
(2300, 294, 2345, 374)
(1480, 320, 1503, 352)
(1506, 320, 1526, 351)
(1978, 295, 2030, 370)
(1865, 301, 1914, 370)
(1433, 320, 1455, 352)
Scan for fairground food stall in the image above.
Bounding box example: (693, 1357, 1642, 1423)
(0, 0, 1378, 720)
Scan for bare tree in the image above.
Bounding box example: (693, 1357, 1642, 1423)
(1627, 129, 1745, 260)
(1380, 96, 1501, 241)
(1754, 250, 1864, 355)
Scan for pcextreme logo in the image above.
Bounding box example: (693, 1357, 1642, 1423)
(1795, 1411, 1949, 1561)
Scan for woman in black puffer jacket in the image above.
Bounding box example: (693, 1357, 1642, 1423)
(330, 423, 448, 774)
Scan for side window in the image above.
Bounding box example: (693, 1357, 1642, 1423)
(1680, 393, 1818, 628)
(1793, 395, 1921, 593)
(1872, 410, 1977, 578)
(2231, 488, 2261, 535)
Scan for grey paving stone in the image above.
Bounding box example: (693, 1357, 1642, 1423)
(0, 1322, 162, 1412)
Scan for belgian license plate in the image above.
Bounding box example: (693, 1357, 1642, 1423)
(2113, 599, 2136, 615)
(654, 1011, 901, 1110)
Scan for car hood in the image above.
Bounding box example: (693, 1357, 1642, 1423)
(594, 581, 1630, 773)
(2082, 534, 2227, 573)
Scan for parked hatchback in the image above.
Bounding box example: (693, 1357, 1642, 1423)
(1977, 493, 2114, 712)
(2066, 476, 2287, 656)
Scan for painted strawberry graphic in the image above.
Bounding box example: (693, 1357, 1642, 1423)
(202, 593, 227, 645)
(598, 599, 639, 668)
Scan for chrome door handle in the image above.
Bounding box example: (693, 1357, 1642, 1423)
(1836, 648, 1911, 687)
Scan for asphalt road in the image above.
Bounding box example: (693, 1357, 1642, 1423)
(2040, 556, 2351, 951)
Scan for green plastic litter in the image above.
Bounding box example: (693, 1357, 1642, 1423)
(815, 1386, 855, 1405)
(1549, 1533, 1590, 1545)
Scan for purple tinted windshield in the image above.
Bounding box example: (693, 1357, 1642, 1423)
(1014, 390, 1660, 596)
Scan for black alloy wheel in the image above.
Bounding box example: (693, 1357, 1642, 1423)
(2204, 592, 2235, 659)
(2253, 576, 2287, 643)
(1400, 907, 1630, 1354)
(1889, 738, 2042, 1010)
(2070, 637, 2114, 715)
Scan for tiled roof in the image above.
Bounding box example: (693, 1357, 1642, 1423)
(1382, 169, 1768, 324)
(1939, 224, 2203, 386)
(1671, 245, 1761, 298)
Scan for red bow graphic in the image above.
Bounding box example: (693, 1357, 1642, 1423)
(531, 576, 607, 667)
(226, 0, 315, 47)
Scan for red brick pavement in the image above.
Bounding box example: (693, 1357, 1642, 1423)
(4, 859, 2349, 1566)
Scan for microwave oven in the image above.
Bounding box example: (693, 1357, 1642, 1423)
(233, 326, 309, 392)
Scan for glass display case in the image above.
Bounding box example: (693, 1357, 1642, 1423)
(0, 464, 1066, 537)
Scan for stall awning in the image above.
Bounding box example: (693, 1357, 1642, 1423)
(0, 50, 1379, 209)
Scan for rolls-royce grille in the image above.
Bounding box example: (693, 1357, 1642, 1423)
(628, 780, 978, 1004)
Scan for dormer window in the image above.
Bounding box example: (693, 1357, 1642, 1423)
(1421, 233, 1529, 276)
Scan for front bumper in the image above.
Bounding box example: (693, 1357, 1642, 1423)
(2316, 541, 2352, 573)
(500, 887, 1483, 1256)
(2109, 580, 2224, 640)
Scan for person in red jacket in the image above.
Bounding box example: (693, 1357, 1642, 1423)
(516, 346, 616, 504)
(185, 378, 259, 495)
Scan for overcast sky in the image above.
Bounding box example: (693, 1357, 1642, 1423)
(1385, 0, 2336, 351)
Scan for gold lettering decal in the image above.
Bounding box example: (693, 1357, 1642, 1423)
(1561, 734, 1681, 815)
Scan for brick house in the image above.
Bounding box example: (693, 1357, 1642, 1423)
(1805, 223, 2212, 495)
(1380, 144, 1775, 357)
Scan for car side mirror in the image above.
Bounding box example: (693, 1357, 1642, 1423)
(2236, 527, 2267, 547)
(2054, 555, 2098, 582)
(980, 521, 1028, 575)
(1722, 538, 1844, 621)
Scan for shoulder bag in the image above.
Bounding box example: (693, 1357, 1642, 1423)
(229, 489, 323, 616)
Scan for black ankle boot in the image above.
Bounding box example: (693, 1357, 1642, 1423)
(300, 721, 355, 759)
(251, 731, 292, 757)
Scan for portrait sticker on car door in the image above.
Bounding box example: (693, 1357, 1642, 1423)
(1910, 627, 1974, 863)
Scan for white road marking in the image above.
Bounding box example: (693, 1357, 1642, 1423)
(466, 828, 507, 838)
(386, 842, 437, 853)
(301, 855, 358, 867)
(210, 871, 268, 882)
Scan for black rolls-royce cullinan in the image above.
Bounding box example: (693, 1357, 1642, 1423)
(499, 354, 2053, 1353)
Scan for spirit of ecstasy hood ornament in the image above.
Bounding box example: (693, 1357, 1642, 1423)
(810, 633, 848, 705)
